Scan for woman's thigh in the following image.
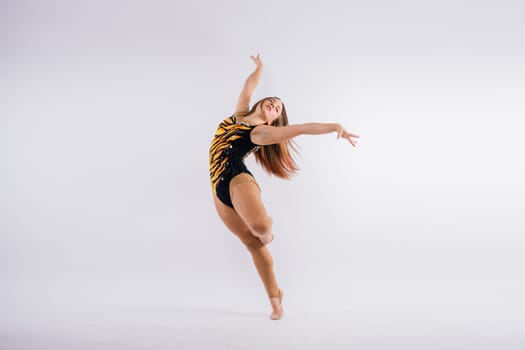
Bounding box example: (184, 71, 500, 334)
(213, 195, 262, 248)
(229, 173, 271, 234)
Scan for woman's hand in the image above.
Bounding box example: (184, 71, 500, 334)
(250, 53, 263, 69)
(335, 124, 360, 147)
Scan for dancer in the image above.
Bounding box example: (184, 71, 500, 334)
(209, 54, 359, 320)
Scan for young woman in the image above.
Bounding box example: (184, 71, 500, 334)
(209, 54, 359, 320)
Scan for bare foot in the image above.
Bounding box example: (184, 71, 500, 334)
(258, 216, 274, 245)
(258, 232, 274, 245)
(269, 289, 284, 320)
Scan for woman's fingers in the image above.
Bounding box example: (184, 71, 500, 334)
(341, 131, 359, 147)
(250, 53, 262, 66)
(343, 131, 359, 138)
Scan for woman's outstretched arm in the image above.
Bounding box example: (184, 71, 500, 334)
(251, 123, 360, 146)
(234, 54, 263, 115)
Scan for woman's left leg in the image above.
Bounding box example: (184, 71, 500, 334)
(213, 195, 281, 300)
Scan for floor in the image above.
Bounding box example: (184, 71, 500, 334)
(2, 302, 523, 350)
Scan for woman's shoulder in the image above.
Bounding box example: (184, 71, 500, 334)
(231, 114, 256, 128)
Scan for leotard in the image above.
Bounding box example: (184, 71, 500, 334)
(209, 115, 262, 207)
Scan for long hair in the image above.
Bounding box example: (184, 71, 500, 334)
(238, 97, 299, 179)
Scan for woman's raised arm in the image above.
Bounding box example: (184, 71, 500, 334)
(251, 123, 360, 146)
(234, 54, 263, 115)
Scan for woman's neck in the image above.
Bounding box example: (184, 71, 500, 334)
(240, 110, 266, 125)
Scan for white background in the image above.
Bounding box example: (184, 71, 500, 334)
(1, 0, 524, 349)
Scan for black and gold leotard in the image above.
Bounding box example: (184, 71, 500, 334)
(209, 115, 262, 207)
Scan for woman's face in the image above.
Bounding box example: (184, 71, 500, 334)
(261, 97, 283, 124)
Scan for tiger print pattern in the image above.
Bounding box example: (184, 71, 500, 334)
(209, 116, 260, 195)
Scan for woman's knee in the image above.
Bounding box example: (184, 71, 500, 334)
(250, 216, 272, 238)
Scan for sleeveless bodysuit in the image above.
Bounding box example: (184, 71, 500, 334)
(209, 115, 262, 207)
